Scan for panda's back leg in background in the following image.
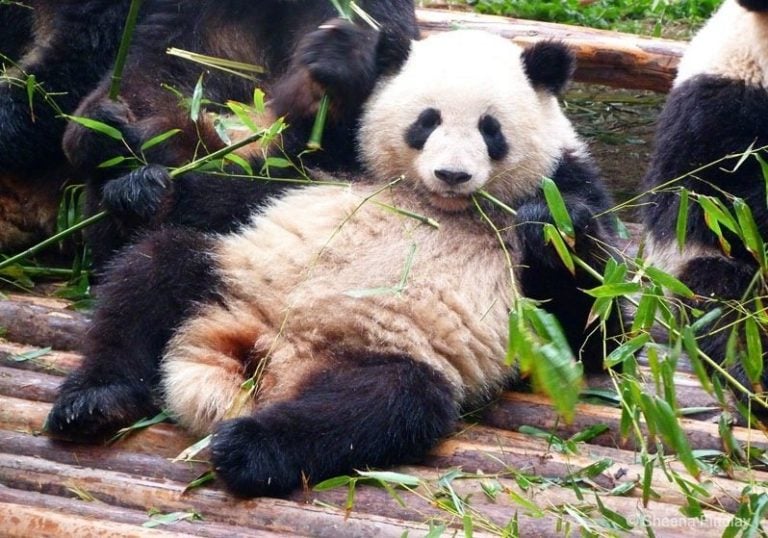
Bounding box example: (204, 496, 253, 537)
(676, 255, 768, 405)
(46, 227, 221, 442)
(209, 353, 457, 498)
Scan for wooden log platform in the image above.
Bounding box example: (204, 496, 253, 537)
(0, 293, 766, 537)
(0, 10, 745, 538)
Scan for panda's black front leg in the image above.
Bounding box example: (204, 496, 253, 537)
(210, 353, 457, 497)
(514, 198, 623, 372)
(270, 18, 412, 170)
(47, 227, 220, 442)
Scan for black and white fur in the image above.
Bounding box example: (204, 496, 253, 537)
(62, 0, 417, 269)
(0, 1, 136, 250)
(48, 31, 622, 497)
(642, 0, 768, 398)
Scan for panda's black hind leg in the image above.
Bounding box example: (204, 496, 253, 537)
(676, 255, 768, 415)
(210, 353, 457, 497)
(46, 227, 220, 442)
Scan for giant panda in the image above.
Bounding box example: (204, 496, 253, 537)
(642, 0, 768, 400)
(61, 0, 418, 270)
(0, 1, 136, 250)
(47, 30, 624, 497)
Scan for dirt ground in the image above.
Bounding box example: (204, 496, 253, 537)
(565, 83, 666, 222)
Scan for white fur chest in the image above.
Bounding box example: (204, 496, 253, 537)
(215, 183, 517, 399)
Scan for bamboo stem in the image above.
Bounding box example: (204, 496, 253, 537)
(108, 0, 144, 100)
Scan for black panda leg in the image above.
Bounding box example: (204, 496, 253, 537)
(516, 200, 626, 373)
(210, 353, 457, 498)
(677, 256, 768, 412)
(46, 227, 220, 442)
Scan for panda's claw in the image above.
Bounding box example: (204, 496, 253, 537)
(46, 383, 158, 443)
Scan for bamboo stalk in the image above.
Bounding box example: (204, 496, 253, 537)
(108, 0, 144, 100)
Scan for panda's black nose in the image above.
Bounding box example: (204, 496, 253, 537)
(434, 169, 472, 185)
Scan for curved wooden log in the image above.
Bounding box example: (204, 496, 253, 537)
(0, 298, 88, 351)
(416, 9, 686, 92)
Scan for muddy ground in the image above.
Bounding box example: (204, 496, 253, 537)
(565, 83, 665, 222)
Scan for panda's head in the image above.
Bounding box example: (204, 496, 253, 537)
(358, 30, 584, 212)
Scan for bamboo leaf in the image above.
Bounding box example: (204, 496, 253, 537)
(744, 315, 764, 384)
(681, 327, 713, 394)
(227, 100, 260, 133)
(308, 93, 330, 150)
(654, 397, 701, 479)
(733, 197, 767, 270)
(66, 115, 124, 141)
(173, 435, 212, 462)
(224, 153, 253, 176)
(755, 153, 768, 209)
(97, 156, 128, 169)
(190, 74, 204, 123)
(605, 334, 649, 368)
(631, 291, 658, 333)
(313, 475, 355, 491)
(11, 346, 52, 362)
(541, 177, 574, 240)
(140, 128, 182, 152)
(143, 511, 201, 528)
(584, 282, 642, 298)
(263, 157, 293, 169)
(109, 411, 171, 444)
(357, 470, 421, 487)
(183, 470, 216, 493)
(252, 88, 266, 114)
(644, 265, 694, 298)
(543, 223, 575, 275)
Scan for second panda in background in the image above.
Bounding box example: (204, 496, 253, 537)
(48, 30, 625, 497)
(61, 0, 418, 270)
(642, 0, 768, 402)
(0, 1, 137, 251)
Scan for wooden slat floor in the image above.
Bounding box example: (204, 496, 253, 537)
(1, 293, 766, 537)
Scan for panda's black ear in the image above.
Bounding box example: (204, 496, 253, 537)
(737, 0, 768, 12)
(521, 41, 575, 95)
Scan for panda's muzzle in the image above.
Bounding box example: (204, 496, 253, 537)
(434, 169, 472, 186)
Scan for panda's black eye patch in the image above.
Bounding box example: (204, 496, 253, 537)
(405, 108, 441, 150)
(478, 114, 508, 161)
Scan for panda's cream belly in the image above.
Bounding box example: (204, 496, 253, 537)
(216, 183, 515, 399)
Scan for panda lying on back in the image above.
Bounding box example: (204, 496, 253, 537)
(48, 30, 623, 497)
(643, 0, 768, 399)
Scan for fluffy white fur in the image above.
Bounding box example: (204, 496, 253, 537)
(161, 31, 585, 435)
(675, 0, 768, 87)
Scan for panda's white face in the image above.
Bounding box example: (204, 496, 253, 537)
(359, 30, 584, 211)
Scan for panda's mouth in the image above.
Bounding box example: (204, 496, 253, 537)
(427, 191, 473, 212)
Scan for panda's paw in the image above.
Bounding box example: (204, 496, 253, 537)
(299, 18, 378, 101)
(101, 164, 173, 225)
(46, 383, 156, 443)
(211, 417, 299, 498)
(516, 201, 595, 269)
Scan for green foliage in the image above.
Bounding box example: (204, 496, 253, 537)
(468, 0, 720, 36)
